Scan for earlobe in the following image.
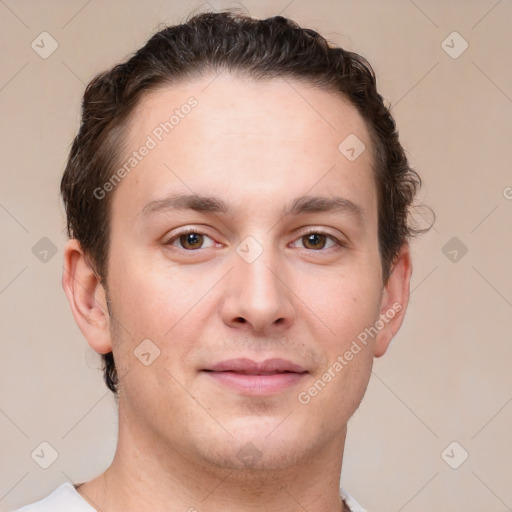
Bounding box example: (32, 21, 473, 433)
(62, 239, 113, 354)
(373, 244, 412, 358)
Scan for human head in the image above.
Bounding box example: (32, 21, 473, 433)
(61, 10, 425, 395)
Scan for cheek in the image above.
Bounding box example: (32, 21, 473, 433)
(303, 268, 381, 404)
(296, 339, 374, 432)
(309, 270, 382, 341)
(106, 256, 209, 381)
(108, 252, 185, 330)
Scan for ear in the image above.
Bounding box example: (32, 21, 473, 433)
(62, 239, 112, 354)
(373, 243, 412, 358)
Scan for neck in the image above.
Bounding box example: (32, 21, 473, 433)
(77, 403, 349, 512)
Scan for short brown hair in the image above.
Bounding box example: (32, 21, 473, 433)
(61, 10, 431, 394)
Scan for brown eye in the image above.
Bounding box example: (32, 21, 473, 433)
(165, 230, 216, 250)
(179, 232, 204, 249)
(302, 233, 327, 250)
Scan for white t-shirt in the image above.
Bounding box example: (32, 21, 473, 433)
(13, 482, 367, 511)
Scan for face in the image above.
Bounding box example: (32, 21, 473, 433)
(66, 73, 410, 473)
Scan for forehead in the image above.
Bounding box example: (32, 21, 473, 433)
(130, 73, 373, 153)
(111, 73, 377, 225)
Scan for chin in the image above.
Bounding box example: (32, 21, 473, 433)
(192, 414, 320, 473)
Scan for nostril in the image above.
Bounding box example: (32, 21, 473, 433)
(235, 317, 246, 323)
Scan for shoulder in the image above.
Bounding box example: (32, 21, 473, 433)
(11, 483, 95, 512)
(340, 487, 368, 512)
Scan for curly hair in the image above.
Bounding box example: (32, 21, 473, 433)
(61, 9, 431, 394)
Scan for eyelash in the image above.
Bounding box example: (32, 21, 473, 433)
(164, 227, 346, 252)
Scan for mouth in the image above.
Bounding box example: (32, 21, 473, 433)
(202, 358, 308, 395)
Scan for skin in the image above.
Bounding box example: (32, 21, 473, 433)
(63, 73, 412, 512)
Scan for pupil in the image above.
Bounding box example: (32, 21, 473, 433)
(305, 233, 325, 249)
(183, 233, 202, 248)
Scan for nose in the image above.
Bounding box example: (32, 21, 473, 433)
(221, 247, 295, 335)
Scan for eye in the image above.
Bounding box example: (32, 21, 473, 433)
(165, 229, 216, 250)
(291, 231, 343, 251)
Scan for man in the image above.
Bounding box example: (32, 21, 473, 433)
(15, 9, 427, 512)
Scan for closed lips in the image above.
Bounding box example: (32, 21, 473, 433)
(203, 358, 308, 374)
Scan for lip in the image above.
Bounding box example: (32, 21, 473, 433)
(202, 358, 308, 395)
(205, 358, 307, 374)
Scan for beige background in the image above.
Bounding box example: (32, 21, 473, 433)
(1, 0, 511, 510)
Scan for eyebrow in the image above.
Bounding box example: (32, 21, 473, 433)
(141, 194, 230, 217)
(140, 193, 365, 223)
(284, 195, 365, 221)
